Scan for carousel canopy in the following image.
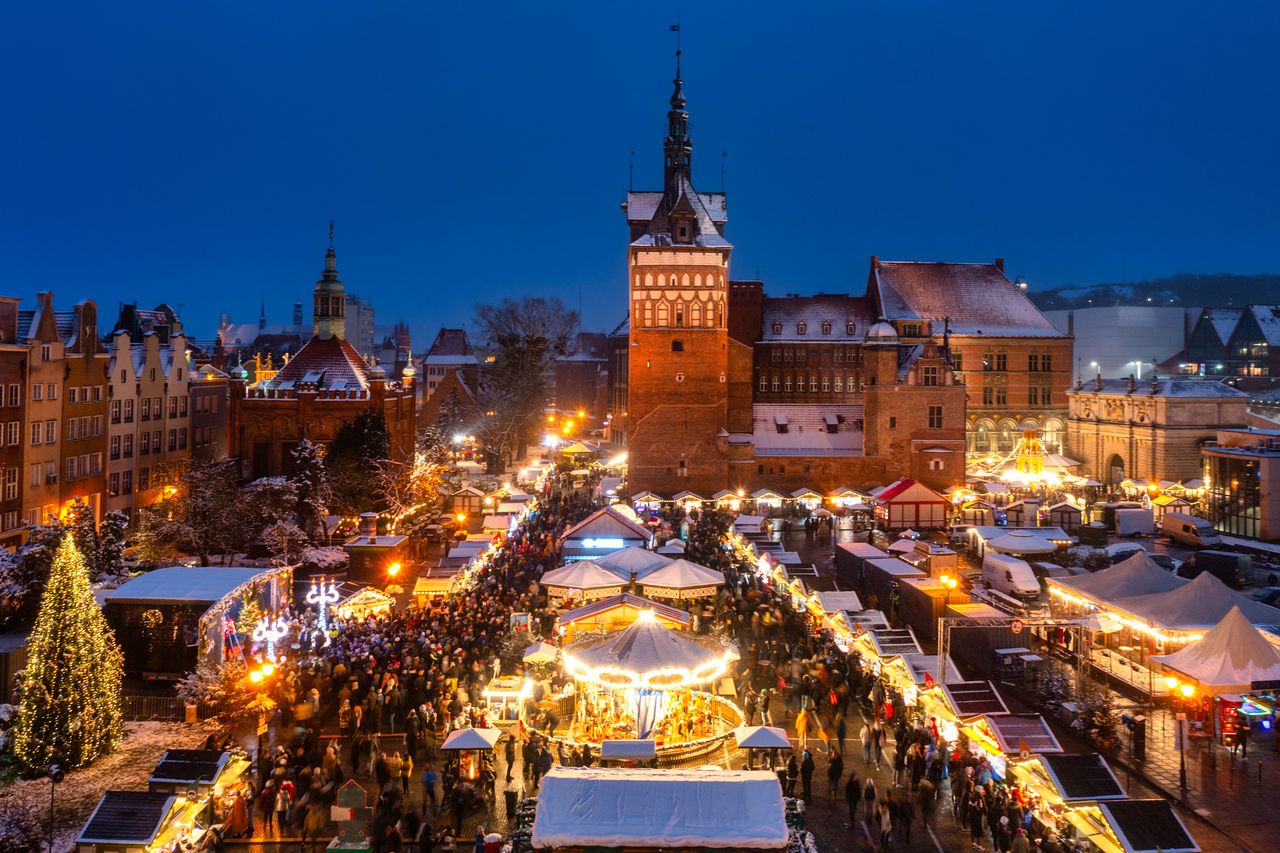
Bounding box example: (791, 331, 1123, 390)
(639, 559, 725, 592)
(599, 739, 657, 761)
(595, 547, 673, 580)
(564, 612, 734, 688)
(1152, 606, 1280, 692)
(733, 726, 792, 749)
(985, 531, 1059, 555)
(558, 593, 690, 629)
(531, 766, 789, 850)
(1051, 550, 1188, 603)
(540, 560, 629, 590)
(440, 728, 502, 750)
(1115, 571, 1280, 632)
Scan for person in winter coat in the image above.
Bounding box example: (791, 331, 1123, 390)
(863, 776, 877, 820)
(785, 755, 799, 797)
(826, 751, 844, 798)
(968, 792, 987, 850)
(1011, 827, 1031, 853)
(877, 801, 892, 851)
(844, 771, 860, 824)
(799, 749, 815, 801)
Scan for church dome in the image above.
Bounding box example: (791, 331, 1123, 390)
(865, 321, 899, 342)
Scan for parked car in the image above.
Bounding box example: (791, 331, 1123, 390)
(1147, 553, 1182, 573)
(1106, 542, 1146, 564)
(1250, 586, 1280, 607)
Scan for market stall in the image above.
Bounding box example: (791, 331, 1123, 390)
(539, 560, 628, 601)
(594, 546, 672, 581)
(530, 766, 789, 852)
(561, 506, 653, 561)
(556, 593, 689, 640)
(483, 676, 533, 725)
(334, 587, 395, 621)
(637, 558, 725, 600)
(440, 726, 502, 782)
(733, 725, 792, 769)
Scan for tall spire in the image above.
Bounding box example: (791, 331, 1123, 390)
(313, 222, 346, 341)
(259, 299, 266, 330)
(663, 49, 693, 199)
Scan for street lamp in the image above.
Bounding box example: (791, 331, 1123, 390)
(47, 764, 64, 853)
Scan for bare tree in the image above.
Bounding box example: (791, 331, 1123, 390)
(474, 296, 578, 471)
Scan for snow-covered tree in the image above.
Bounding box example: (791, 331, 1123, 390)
(13, 537, 124, 770)
(0, 519, 67, 628)
(96, 510, 129, 584)
(263, 520, 308, 564)
(138, 458, 249, 566)
(289, 439, 332, 542)
(177, 656, 277, 724)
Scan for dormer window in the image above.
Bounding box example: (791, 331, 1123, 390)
(797, 322, 807, 335)
(772, 321, 782, 335)
(846, 320, 855, 335)
(677, 222, 690, 242)
(822, 321, 832, 335)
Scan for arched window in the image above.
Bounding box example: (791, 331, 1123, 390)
(822, 320, 832, 335)
(690, 302, 702, 326)
(784, 375, 792, 392)
(671, 275, 678, 287)
(656, 302, 669, 326)
(809, 374, 818, 392)
(675, 305, 685, 327)
(759, 375, 767, 391)
(846, 320, 855, 335)
(772, 321, 782, 335)
(834, 376, 843, 393)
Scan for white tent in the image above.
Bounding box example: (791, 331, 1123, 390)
(985, 531, 1058, 555)
(814, 591, 864, 613)
(639, 559, 725, 597)
(657, 539, 687, 555)
(595, 546, 672, 580)
(540, 560, 629, 591)
(886, 539, 917, 554)
(1050, 550, 1187, 604)
(530, 766, 789, 850)
(523, 641, 559, 663)
(733, 726, 792, 749)
(1153, 606, 1280, 692)
(1115, 572, 1280, 631)
(440, 728, 502, 750)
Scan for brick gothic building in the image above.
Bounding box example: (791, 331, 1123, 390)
(625, 59, 967, 495)
(229, 237, 416, 479)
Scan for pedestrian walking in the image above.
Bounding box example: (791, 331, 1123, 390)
(826, 751, 844, 798)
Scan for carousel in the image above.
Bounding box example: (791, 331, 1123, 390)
(560, 610, 743, 761)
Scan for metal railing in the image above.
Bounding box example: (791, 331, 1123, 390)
(122, 693, 227, 721)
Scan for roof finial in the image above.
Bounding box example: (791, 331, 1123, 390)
(328, 220, 335, 249)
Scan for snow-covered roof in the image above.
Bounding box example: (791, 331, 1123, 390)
(1069, 378, 1247, 399)
(871, 260, 1065, 338)
(530, 766, 788, 850)
(1049, 550, 1184, 603)
(628, 176, 732, 249)
(751, 404, 864, 457)
(540, 560, 629, 589)
(638, 558, 725, 591)
(104, 567, 268, 606)
(1244, 305, 1280, 346)
(874, 478, 947, 504)
(758, 296, 874, 342)
(440, 727, 501, 750)
(1201, 307, 1244, 345)
(563, 506, 653, 543)
(256, 335, 373, 392)
(1114, 571, 1280, 631)
(595, 546, 673, 579)
(814, 591, 864, 613)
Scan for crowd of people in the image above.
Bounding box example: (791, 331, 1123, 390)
(228, 470, 599, 852)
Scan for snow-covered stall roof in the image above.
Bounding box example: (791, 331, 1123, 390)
(563, 506, 653, 543)
(638, 559, 725, 592)
(540, 561, 629, 590)
(530, 766, 789, 850)
(814, 591, 864, 613)
(440, 728, 501, 750)
(104, 567, 267, 606)
(1153, 606, 1280, 692)
(733, 726, 792, 749)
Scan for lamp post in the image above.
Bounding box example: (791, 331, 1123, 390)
(47, 763, 64, 853)
(305, 576, 339, 648)
(252, 613, 289, 662)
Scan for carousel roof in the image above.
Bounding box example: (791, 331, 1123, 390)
(1153, 606, 1280, 692)
(564, 614, 731, 681)
(558, 593, 690, 627)
(594, 546, 672, 579)
(638, 558, 725, 590)
(734, 726, 792, 749)
(985, 531, 1059, 555)
(540, 560, 629, 589)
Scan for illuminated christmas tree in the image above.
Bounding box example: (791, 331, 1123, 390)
(13, 537, 124, 771)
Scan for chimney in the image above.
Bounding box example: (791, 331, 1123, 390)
(359, 513, 378, 537)
(1067, 311, 1074, 337)
(995, 258, 1005, 272)
(870, 255, 878, 267)
(1127, 374, 1136, 393)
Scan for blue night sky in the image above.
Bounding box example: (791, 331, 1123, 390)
(3, 2, 1277, 344)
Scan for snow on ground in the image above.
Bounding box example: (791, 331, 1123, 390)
(0, 719, 220, 853)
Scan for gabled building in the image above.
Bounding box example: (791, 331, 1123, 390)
(1181, 307, 1243, 376)
(1224, 305, 1280, 377)
(228, 233, 415, 479)
(555, 331, 610, 422)
(418, 327, 480, 430)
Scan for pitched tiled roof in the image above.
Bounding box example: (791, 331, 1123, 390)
(872, 261, 1064, 338)
(258, 335, 371, 392)
(1246, 305, 1280, 345)
(1202, 307, 1244, 344)
(629, 177, 731, 249)
(760, 296, 874, 342)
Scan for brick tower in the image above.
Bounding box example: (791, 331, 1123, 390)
(623, 52, 732, 494)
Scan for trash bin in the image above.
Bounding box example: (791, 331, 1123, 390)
(504, 789, 518, 821)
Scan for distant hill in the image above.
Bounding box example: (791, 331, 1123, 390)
(1029, 273, 1280, 311)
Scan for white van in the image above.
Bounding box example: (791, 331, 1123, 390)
(1161, 512, 1222, 548)
(982, 553, 1041, 602)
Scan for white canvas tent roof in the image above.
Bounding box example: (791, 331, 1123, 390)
(1153, 606, 1280, 692)
(530, 766, 789, 850)
(540, 560, 629, 589)
(1116, 573, 1280, 631)
(985, 531, 1059, 555)
(1050, 551, 1187, 604)
(733, 726, 792, 749)
(594, 546, 672, 579)
(440, 728, 501, 750)
(523, 641, 559, 663)
(639, 559, 725, 591)
(814, 591, 864, 613)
